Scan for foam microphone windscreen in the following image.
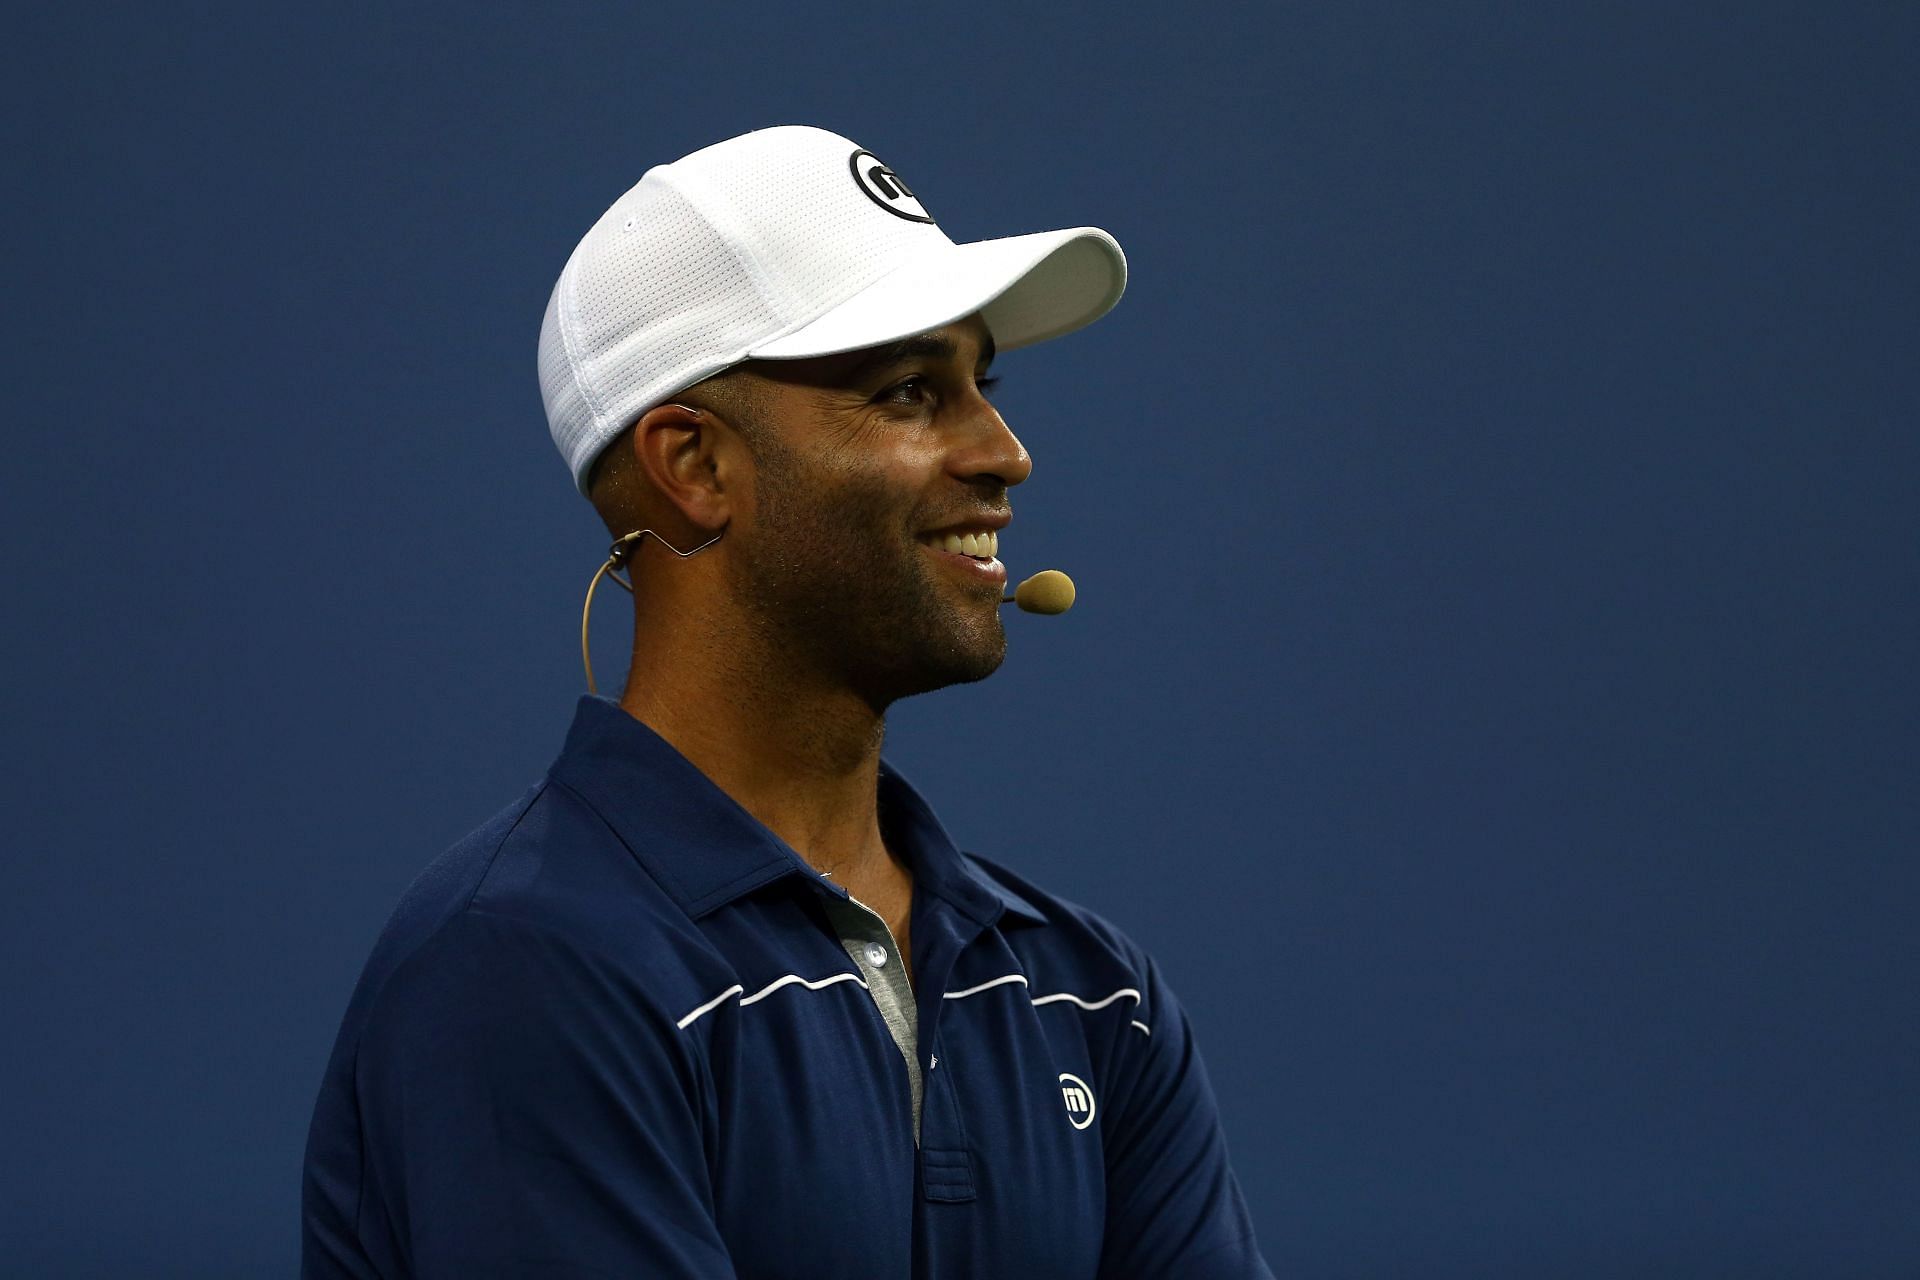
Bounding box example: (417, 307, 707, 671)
(1011, 570, 1076, 615)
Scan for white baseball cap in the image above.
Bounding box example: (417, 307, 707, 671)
(538, 125, 1128, 493)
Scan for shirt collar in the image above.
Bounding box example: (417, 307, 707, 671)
(546, 695, 1047, 928)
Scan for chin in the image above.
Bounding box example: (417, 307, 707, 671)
(865, 617, 1008, 707)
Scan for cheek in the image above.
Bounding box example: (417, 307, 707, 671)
(754, 437, 938, 552)
(758, 476, 898, 563)
(838, 480, 917, 548)
(818, 459, 932, 531)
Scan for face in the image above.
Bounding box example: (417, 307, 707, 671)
(720, 315, 1032, 709)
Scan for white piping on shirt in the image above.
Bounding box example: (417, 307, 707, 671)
(944, 973, 1032, 999)
(741, 970, 869, 1006)
(677, 970, 1151, 1035)
(945, 974, 1152, 1036)
(676, 971, 870, 1030)
(676, 984, 745, 1030)
(1029, 987, 1142, 1013)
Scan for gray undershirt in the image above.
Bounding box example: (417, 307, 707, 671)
(818, 891, 923, 1144)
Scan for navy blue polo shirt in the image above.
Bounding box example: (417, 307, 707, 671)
(303, 696, 1270, 1278)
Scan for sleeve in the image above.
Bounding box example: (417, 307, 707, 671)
(354, 910, 737, 1279)
(1097, 947, 1274, 1279)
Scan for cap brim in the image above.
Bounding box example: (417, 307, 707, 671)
(746, 227, 1126, 361)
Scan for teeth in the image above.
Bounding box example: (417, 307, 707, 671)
(929, 530, 1001, 559)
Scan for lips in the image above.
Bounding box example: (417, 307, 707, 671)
(916, 523, 1008, 587)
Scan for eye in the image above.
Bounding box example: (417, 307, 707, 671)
(976, 375, 1001, 397)
(879, 375, 935, 407)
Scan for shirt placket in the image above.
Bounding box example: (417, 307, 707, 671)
(818, 892, 924, 1145)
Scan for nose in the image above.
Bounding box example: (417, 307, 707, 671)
(953, 398, 1033, 489)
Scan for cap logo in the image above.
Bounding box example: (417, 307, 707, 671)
(849, 149, 934, 223)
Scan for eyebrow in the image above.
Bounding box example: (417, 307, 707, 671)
(846, 330, 997, 381)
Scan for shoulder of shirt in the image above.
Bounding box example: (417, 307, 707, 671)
(345, 778, 738, 1043)
(960, 849, 1160, 987)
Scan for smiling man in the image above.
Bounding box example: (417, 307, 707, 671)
(302, 126, 1271, 1279)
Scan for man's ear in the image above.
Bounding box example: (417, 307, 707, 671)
(632, 401, 737, 534)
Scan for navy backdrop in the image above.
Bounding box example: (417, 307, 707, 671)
(3, 3, 1915, 1276)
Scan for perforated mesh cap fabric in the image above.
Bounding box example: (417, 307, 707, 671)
(538, 125, 1128, 493)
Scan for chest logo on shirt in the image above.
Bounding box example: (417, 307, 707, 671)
(1058, 1073, 1096, 1130)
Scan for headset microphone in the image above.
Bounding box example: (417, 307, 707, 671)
(1003, 570, 1076, 615)
(585, 540, 1073, 693)
(581, 527, 725, 694)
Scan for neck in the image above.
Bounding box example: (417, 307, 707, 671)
(615, 600, 895, 887)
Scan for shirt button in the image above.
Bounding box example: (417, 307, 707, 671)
(864, 942, 888, 967)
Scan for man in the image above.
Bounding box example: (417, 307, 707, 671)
(303, 125, 1271, 1278)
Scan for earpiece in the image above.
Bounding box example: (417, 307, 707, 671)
(581, 527, 724, 693)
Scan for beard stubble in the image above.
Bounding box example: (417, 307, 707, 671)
(731, 436, 1009, 710)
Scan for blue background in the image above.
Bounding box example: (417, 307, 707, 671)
(4, 2, 1915, 1275)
